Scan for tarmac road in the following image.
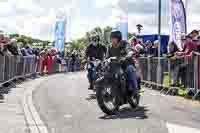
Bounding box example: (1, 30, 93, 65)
(33, 72, 200, 133)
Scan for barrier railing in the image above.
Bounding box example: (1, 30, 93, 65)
(138, 53, 200, 99)
(0, 55, 37, 86)
(1, 54, 199, 99)
(0, 55, 82, 87)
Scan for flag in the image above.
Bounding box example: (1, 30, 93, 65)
(170, 0, 187, 50)
(116, 16, 128, 41)
(55, 18, 66, 52)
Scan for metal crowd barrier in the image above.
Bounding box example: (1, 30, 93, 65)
(138, 53, 200, 99)
(67, 58, 81, 72)
(0, 54, 82, 88)
(139, 57, 166, 87)
(0, 55, 37, 86)
(193, 52, 200, 99)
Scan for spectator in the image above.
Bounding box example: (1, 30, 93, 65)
(21, 48, 27, 56)
(190, 30, 199, 40)
(135, 42, 145, 56)
(0, 42, 4, 56)
(0, 35, 11, 56)
(46, 50, 53, 74)
(3, 46, 12, 56)
(7, 39, 19, 56)
(145, 40, 154, 56)
(168, 41, 179, 57)
(0, 46, 3, 56)
(33, 48, 40, 56)
(180, 34, 187, 50)
(75, 53, 81, 71)
(0, 34, 9, 44)
(192, 36, 199, 49)
(176, 35, 197, 57)
(55, 51, 62, 64)
(171, 34, 198, 87)
(25, 45, 34, 56)
(197, 36, 200, 52)
(151, 40, 161, 57)
(0, 34, 5, 55)
(167, 41, 181, 86)
(71, 52, 76, 72)
(131, 37, 138, 49)
(40, 50, 47, 75)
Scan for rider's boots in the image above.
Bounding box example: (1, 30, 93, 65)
(88, 81, 94, 90)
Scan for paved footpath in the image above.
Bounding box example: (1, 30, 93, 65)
(33, 72, 200, 133)
(0, 81, 30, 133)
(0, 75, 54, 133)
(1, 72, 200, 133)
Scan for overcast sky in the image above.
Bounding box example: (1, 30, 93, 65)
(0, 0, 199, 41)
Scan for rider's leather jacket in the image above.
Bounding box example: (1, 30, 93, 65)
(85, 43, 107, 61)
(107, 40, 134, 66)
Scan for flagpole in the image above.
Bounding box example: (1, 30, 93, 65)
(158, 0, 161, 50)
(157, 0, 162, 85)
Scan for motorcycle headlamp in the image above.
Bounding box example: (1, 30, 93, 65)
(115, 73, 118, 79)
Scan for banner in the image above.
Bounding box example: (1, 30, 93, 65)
(116, 16, 128, 41)
(55, 18, 66, 52)
(170, 0, 187, 50)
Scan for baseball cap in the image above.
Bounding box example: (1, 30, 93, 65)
(191, 30, 199, 35)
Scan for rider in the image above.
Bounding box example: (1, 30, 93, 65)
(107, 30, 139, 95)
(85, 34, 107, 90)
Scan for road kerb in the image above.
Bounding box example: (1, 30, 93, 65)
(21, 78, 49, 133)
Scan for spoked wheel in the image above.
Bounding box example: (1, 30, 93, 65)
(96, 84, 120, 115)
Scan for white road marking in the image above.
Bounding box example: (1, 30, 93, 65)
(167, 122, 200, 133)
(22, 78, 49, 133)
(64, 114, 72, 119)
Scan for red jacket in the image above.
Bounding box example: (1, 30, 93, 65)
(183, 41, 197, 56)
(47, 55, 53, 73)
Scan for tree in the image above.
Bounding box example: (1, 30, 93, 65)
(69, 37, 88, 51)
(93, 27, 102, 35)
(68, 26, 139, 53)
(85, 32, 91, 43)
(103, 26, 112, 33)
(103, 26, 112, 45)
(128, 32, 136, 40)
(10, 33, 19, 39)
(17, 37, 27, 45)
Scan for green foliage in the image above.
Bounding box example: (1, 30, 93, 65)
(10, 34, 51, 49)
(68, 26, 135, 52)
(128, 32, 136, 40)
(103, 26, 112, 45)
(93, 27, 102, 35)
(69, 26, 110, 51)
(8, 26, 134, 50)
(163, 73, 171, 88)
(69, 37, 88, 51)
(9, 33, 19, 39)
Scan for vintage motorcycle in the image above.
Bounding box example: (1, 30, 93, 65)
(95, 57, 140, 115)
(87, 58, 103, 90)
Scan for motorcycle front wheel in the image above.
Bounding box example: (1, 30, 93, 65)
(128, 92, 140, 109)
(96, 84, 120, 115)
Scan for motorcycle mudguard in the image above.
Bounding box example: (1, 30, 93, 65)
(95, 76, 105, 88)
(95, 74, 114, 87)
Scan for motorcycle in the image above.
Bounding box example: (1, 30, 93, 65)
(95, 57, 140, 115)
(87, 58, 103, 90)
